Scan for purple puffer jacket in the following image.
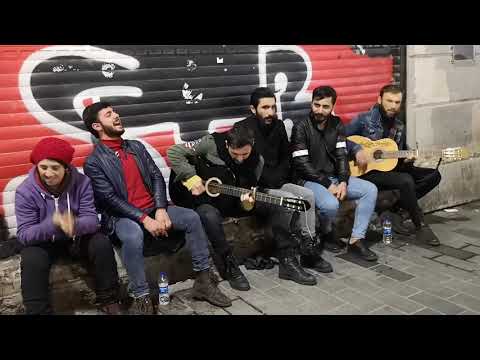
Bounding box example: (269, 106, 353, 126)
(15, 166, 100, 246)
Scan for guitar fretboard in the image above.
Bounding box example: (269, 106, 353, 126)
(208, 183, 288, 207)
(380, 150, 442, 159)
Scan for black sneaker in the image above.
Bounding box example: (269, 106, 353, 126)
(348, 239, 378, 262)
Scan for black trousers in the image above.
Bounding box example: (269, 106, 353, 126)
(20, 232, 120, 315)
(360, 163, 441, 227)
(195, 202, 295, 258)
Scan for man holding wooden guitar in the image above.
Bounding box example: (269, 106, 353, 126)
(345, 85, 441, 246)
(168, 124, 317, 289)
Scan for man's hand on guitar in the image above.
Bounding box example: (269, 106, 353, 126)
(355, 149, 369, 173)
(240, 191, 255, 211)
(337, 182, 347, 200)
(191, 180, 206, 196)
(404, 154, 416, 163)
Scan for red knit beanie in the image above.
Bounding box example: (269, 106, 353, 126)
(30, 137, 75, 165)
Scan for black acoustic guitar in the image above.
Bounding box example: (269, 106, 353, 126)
(168, 157, 310, 212)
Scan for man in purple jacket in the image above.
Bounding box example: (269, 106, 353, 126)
(15, 137, 121, 315)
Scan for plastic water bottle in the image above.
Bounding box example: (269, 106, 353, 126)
(382, 218, 393, 245)
(158, 272, 170, 306)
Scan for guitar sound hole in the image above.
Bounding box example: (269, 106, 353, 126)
(373, 149, 383, 160)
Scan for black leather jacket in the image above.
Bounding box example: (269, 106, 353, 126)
(291, 113, 350, 189)
(84, 139, 167, 233)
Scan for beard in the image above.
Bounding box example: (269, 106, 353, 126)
(312, 112, 330, 124)
(102, 125, 125, 137)
(258, 114, 278, 126)
(380, 104, 399, 119)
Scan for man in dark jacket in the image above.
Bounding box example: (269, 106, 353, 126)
(345, 84, 441, 245)
(236, 87, 332, 273)
(15, 137, 121, 315)
(168, 124, 317, 288)
(291, 86, 378, 262)
(82, 102, 231, 315)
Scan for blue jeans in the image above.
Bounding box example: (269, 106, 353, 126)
(304, 177, 377, 239)
(114, 206, 210, 298)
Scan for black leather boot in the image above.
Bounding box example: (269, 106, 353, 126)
(299, 234, 333, 273)
(323, 226, 344, 253)
(278, 248, 317, 286)
(224, 252, 251, 291)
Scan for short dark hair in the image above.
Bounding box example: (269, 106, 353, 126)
(82, 102, 112, 138)
(379, 84, 403, 97)
(250, 87, 276, 109)
(226, 123, 255, 149)
(312, 86, 337, 105)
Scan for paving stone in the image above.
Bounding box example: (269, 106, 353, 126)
(244, 272, 280, 292)
(432, 232, 472, 249)
(459, 310, 480, 315)
(335, 275, 383, 295)
(402, 265, 452, 283)
(379, 255, 415, 271)
(413, 308, 442, 315)
(369, 305, 405, 315)
(224, 299, 262, 315)
(369, 275, 421, 297)
(373, 289, 425, 314)
(454, 228, 480, 240)
(291, 300, 342, 315)
(447, 293, 480, 313)
(255, 300, 293, 315)
(292, 286, 345, 312)
(334, 288, 384, 313)
(462, 245, 480, 256)
(371, 264, 415, 282)
(423, 244, 476, 261)
(327, 303, 364, 315)
(336, 252, 379, 269)
(433, 255, 479, 272)
(400, 244, 443, 259)
(441, 279, 480, 299)
(409, 292, 465, 314)
(314, 275, 349, 294)
(406, 277, 458, 299)
(467, 255, 480, 265)
(264, 286, 310, 308)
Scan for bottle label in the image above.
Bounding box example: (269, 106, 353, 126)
(159, 286, 169, 295)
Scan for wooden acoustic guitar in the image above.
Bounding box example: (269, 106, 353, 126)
(348, 135, 469, 177)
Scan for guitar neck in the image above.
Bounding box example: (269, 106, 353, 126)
(381, 149, 442, 159)
(208, 183, 285, 207)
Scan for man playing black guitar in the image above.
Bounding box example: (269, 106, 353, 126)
(345, 84, 441, 245)
(167, 124, 317, 290)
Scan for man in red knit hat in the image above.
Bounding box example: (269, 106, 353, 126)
(15, 137, 122, 315)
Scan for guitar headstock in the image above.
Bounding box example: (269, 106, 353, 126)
(442, 147, 470, 161)
(283, 197, 311, 212)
